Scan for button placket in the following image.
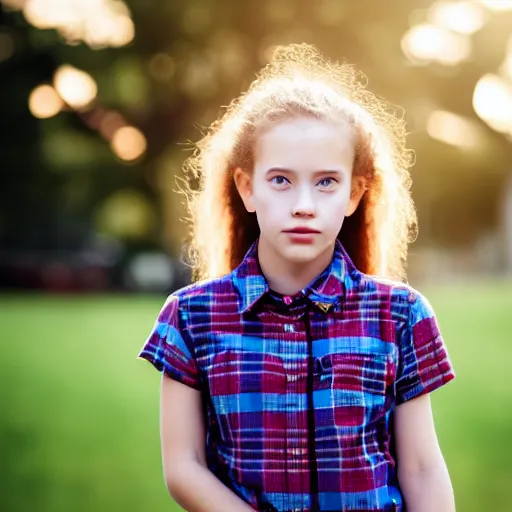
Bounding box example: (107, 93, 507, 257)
(283, 321, 308, 504)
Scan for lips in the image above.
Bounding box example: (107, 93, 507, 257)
(284, 227, 321, 234)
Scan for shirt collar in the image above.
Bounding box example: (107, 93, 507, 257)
(232, 238, 358, 314)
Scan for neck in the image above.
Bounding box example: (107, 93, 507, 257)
(257, 238, 335, 296)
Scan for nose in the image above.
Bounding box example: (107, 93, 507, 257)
(291, 185, 316, 217)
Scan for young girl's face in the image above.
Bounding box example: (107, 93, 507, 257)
(236, 115, 365, 266)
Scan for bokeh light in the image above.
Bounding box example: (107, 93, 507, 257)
(428, 1, 487, 35)
(28, 84, 64, 119)
(53, 65, 97, 110)
(85, 10, 135, 48)
(125, 253, 175, 292)
(401, 23, 472, 65)
(478, 0, 512, 11)
(110, 126, 147, 161)
(22, 0, 69, 30)
(148, 53, 176, 82)
(500, 54, 512, 82)
(473, 74, 512, 136)
(14, 0, 135, 48)
(500, 35, 512, 81)
(96, 189, 156, 239)
(427, 110, 484, 149)
(180, 54, 217, 98)
(182, 3, 212, 35)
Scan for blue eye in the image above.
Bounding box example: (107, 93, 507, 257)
(318, 177, 336, 187)
(270, 176, 290, 186)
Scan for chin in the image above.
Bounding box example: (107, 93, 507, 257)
(280, 245, 323, 264)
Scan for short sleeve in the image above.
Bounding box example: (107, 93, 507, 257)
(395, 290, 455, 405)
(138, 294, 201, 390)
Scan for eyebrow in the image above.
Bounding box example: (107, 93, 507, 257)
(265, 167, 343, 176)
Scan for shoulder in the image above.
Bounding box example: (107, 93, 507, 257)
(164, 272, 239, 320)
(162, 273, 240, 344)
(355, 272, 434, 321)
(172, 272, 236, 302)
(355, 271, 415, 301)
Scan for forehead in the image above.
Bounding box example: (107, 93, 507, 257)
(253, 115, 356, 172)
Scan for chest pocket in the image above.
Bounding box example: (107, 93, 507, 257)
(208, 350, 287, 443)
(316, 349, 395, 427)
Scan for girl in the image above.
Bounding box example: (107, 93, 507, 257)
(139, 44, 456, 512)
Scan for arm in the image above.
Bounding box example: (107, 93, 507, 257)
(394, 393, 455, 512)
(160, 375, 255, 512)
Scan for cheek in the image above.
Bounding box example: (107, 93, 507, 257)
(322, 193, 351, 227)
(255, 200, 286, 225)
(252, 182, 282, 211)
(251, 185, 276, 220)
(326, 189, 350, 211)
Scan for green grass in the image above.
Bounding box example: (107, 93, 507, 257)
(0, 283, 511, 512)
(0, 294, 179, 512)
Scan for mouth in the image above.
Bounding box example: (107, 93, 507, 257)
(283, 227, 321, 234)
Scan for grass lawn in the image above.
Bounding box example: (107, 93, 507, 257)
(1, 282, 511, 511)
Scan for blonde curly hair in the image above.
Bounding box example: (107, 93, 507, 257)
(183, 43, 417, 282)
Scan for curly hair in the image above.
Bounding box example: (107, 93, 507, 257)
(182, 43, 417, 282)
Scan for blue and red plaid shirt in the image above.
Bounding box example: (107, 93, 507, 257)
(139, 239, 455, 512)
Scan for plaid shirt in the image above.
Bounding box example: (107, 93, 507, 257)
(139, 240, 455, 512)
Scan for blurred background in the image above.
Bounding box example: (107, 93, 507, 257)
(0, 0, 511, 511)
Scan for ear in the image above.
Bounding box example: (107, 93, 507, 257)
(233, 168, 256, 213)
(345, 176, 367, 217)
